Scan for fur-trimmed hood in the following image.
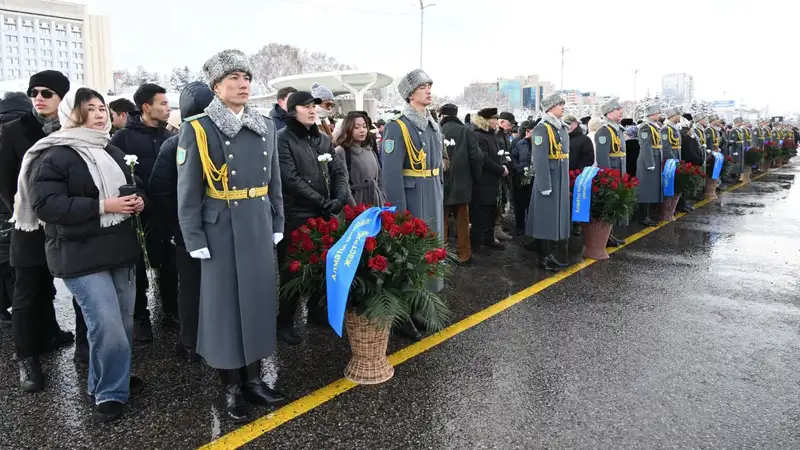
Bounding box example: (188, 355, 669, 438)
(471, 114, 494, 132)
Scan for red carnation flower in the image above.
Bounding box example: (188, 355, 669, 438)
(380, 211, 395, 230)
(321, 235, 334, 246)
(343, 204, 357, 221)
(309, 253, 320, 264)
(424, 252, 437, 264)
(623, 173, 630, 181)
(364, 237, 377, 252)
(384, 202, 393, 207)
(301, 240, 314, 252)
(306, 218, 317, 228)
(400, 221, 414, 235)
(290, 230, 301, 242)
(321, 249, 328, 260)
(434, 248, 447, 260)
(288, 260, 302, 273)
(299, 225, 311, 234)
(356, 204, 368, 214)
(610, 181, 619, 189)
(328, 217, 340, 231)
(367, 255, 388, 272)
(600, 177, 610, 185)
(317, 220, 329, 234)
(389, 224, 402, 237)
(592, 186, 600, 193)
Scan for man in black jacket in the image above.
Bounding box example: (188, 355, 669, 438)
(439, 104, 483, 263)
(510, 121, 534, 236)
(0, 71, 77, 391)
(268, 87, 296, 131)
(111, 83, 177, 343)
(494, 112, 515, 242)
(470, 108, 509, 254)
(276, 91, 348, 345)
(149, 81, 214, 362)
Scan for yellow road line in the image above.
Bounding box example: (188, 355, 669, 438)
(199, 171, 771, 450)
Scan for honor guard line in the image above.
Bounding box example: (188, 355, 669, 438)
(199, 171, 772, 450)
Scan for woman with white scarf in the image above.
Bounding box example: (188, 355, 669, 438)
(12, 87, 145, 423)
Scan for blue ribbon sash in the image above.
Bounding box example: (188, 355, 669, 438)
(662, 159, 679, 197)
(571, 166, 600, 223)
(326, 206, 396, 337)
(711, 152, 724, 180)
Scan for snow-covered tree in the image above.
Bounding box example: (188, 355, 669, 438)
(248, 43, 353, 90)
(168, 66, 202, 92)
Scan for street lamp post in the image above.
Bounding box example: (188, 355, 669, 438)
(419, 1, 436, 69)
(560, 46, 571, 90)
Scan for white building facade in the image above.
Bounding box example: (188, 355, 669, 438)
(661, 73, 694, 104)
(0, 0, 112, 93)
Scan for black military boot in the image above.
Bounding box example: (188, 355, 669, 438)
(19, 357, 44, 393)
(241, 361, 288, 407)
(639, 204, 658, 227)
(217, 369, 249, 422)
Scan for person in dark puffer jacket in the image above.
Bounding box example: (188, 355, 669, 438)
(149, 81, 214, 362)
(0, 92, 31, 324)
(18, 88, 146, 423)
(110, 83, 177, 342)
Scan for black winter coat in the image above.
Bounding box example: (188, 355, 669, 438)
(0, 95, 32, 126)
(440, 116, 483, 206)
(510, 136, 531, 185)
(28, 144, 145, 278)
(149, 134, 182, 247)
(268, 104, 291, 131)
(681, 129, 704, 165)
(0, 111, 47, 267)
(277, 118, 348, 230)
(568, 127, 595, 171)
(471, 123, 507, 206)
(109, 112, 175, 189)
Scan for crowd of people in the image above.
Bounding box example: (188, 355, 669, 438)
(0, 50, 796, 425)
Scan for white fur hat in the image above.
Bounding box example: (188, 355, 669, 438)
(398, 69, 433, 101)
(203, 49, 252, 88)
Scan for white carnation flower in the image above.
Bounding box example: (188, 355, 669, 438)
(123, 155, 139, 165)
(318, 154, 333, 162)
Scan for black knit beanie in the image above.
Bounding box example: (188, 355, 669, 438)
(27, 70, 70, 99)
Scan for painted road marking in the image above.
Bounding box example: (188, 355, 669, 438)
(199, 172, 771, 450)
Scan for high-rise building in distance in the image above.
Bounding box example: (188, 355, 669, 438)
(662, 73, 694, 104)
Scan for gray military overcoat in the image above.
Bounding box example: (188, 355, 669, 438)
(728, 128, 744, 175)
(177, 100, 283, 370)
(594, 120, 629, 226)
(637, 120, 664, 204)
(526, 114, 570, 240)
(382, 107, 444, 292)
(661, 123, 682, 160)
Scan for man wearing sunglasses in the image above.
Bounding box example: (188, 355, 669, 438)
(0, 70, 78, 392)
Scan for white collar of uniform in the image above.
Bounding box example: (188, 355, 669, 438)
(229, 107, 244, 121)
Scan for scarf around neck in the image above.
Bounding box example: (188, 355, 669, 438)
(13, 89, 128, 231)
(32, 107, 61, 136)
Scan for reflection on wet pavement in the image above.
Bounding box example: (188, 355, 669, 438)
(1, 167, 799, 449)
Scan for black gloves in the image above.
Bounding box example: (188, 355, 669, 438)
(323, 199, 344, 215)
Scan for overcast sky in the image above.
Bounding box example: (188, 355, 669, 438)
(82, 0, 797, 115)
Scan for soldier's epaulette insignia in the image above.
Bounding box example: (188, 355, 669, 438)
(183, 112, 208, 123)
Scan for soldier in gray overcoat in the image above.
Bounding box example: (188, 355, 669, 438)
(636, 104, 664, 227)
(693, 113, 708, 171)
(661, 107, 682, 160)
(593, 97, 628, 246)
(381, 68, 444, 340)
(177, 49, 287, 422)
(526, 93, 569, 272)
(728, 117, 745, 177)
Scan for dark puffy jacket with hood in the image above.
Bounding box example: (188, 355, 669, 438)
(268, 103, 291, 131)
(110, 110, 175, 189)
(148, 82, 214, 248)
(0, 92, 31, 262)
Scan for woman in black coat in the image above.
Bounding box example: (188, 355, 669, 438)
(470, 109, 508, 252)
(565, 116, 595, 170)
(19, 88, 146, 423)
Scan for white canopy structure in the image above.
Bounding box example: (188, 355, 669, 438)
(267, 70, 394, 111)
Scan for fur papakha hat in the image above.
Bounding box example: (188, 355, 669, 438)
(203, 49, 252, 88)
(600, 97, 622, 116)
(541, 93, 565, 112)
(644, 104, 662, 117)
(664, 107, 681, 119)
(398, 69, 433, 101)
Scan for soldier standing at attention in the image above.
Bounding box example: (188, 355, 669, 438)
(660, 107, 682, 161)
(593, 97, 627, 247)
(728, 117, 745, 179)
(693, 113, 708, 171)
(177, 49, 287, 422)
(381, 69, 444, 341)
(526, 93, 570, 272)
(636, 105, 663, 227)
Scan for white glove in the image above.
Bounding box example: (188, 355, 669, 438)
(706, 149, 712, 154)
(273, 232, 283, 245)
(733, 153, 739, 156)
(190, 247, 210, 259)
(647, 166, 655, 171)
(541, 190, 552, 196)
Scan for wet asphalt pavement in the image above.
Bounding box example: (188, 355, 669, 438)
(1, 167, 799, 449)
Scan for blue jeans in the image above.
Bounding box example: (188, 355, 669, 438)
(64, 266, 135, 404)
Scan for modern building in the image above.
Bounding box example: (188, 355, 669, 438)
(661, 73, 694, 104)
(498, 78, 522, 110)
(0, 0, 112, 93)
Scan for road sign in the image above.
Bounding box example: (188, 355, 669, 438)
(711, 100, 735, 108)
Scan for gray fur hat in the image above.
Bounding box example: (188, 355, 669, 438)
(311, 83, 334, 102)
(664, 107, 681, 119)
(600, 97, 622, 116)
(694, 113, 707, 122)
(398, 69, 433, 101)
(644, 104, 662, 117)
(708, 114, 720, 122)
(541, 93, 565, 112)
(733, 116, 744, 124)
(203, 49, 252, 88)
